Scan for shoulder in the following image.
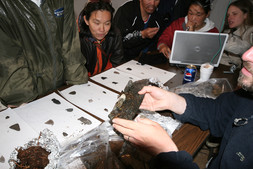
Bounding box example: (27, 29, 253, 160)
(107, 25, 121, 37)
(245, 25, 253, 32)
(173, 17, 185, 24)
(169, 17, 184, 28)
(115, 0, 140, 21)
(209, 27, 219, 33)
(117, 0, 138, 13)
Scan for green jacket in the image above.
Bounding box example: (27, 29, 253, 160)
(0, 0, 88, 106)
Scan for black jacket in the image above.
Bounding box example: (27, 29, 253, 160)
(78, 11, 124, 75)
(114, 0, 165, 61)
(155, 89, 253, 169)
(0, 0, 88, 106)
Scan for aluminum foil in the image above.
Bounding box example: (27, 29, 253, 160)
(8, 128, 60, 169)
(135, 110, 182, 137)
(169, 78, 232, 99)
(149, 77, 169, 91)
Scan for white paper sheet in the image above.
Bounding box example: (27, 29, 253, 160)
(0, 108, 38, 169)
(90, 68, 141, 92)
(116, 60, 176, 84)
(59, 82, 119, 121)
(14, 93, 101, 146)
(91, 60, 176, 92)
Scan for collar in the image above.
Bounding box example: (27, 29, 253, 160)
(184, 16, 215, 32)
(31, 0, 41, 7)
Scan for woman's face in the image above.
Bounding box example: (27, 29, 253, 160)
(187, 4, 209, 30)
(84, 10, 111, 41)
(227, 5, 247, 29)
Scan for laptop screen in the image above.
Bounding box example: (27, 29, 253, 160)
(169, 31, 228, 67)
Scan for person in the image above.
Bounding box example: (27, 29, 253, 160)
(220, 0, 253, 67)
(157, 0, 177, 27)
(0, 0, 88, 107)
(112, 45, 253, 169)
(113, 0, 165, 61)
(77, 0, 124, 77)
(158, 0, 219, 58)
(157, 0, 192, 28)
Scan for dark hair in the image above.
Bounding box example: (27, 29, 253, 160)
(229, 0, 253, 26)
(190, 0, 211, 14)
(78, 1, 115, 38)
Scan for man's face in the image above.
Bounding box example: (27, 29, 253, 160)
(238, 47, 253, 92)
(140, 0, 160, 15)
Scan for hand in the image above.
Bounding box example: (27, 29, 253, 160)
(186, 20, 196, 31)
(141, 27, 159, 39)
(112, 117, 178, 156)
(138, 86, 186, 115)
(158, 43, 171, 58)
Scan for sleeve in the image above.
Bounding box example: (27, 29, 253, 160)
(110, 27, 124, 66)
(157, 19, 182, 49)
(155, 151, 199, 169)
(173, 93, 237, 137)
(62, 0, 88, 85)
(113, 6, 152, 49)
(225, 28, 253, 55)
(0, 25, 37, 106)
(208, 27, 219, 33)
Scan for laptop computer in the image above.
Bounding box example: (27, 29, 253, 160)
(169, 31, 228, 67)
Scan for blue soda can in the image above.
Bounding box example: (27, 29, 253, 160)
(183, 65, 197, 84)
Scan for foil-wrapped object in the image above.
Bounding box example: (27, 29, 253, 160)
(9, 129, 60, 169)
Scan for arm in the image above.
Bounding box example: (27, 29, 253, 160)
(113, 6, 145, 49)
(109, 27, 124, 66)
(113, 5, 160, 50)
(157, 18, 184, 50)
(0, 28, 36, 106)
(225, 28, 253, 55)
(138, 86, 186, 115)
(113, 117, 178, 156)
(62, 0, 88, 84)
(113, 117, 199, 169)
(112, 86, 201, 168)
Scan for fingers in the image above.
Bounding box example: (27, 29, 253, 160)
(162, 49, 170, 58)
(158, 45, 171, 58)
(112, 118, 139, 134)
(138, 86, 154, 95)
(112, 118, 136, 128)
(143, 27, 159, 39)
(136, 117, 158, 126)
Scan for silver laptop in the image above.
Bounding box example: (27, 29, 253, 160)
(169, 31, 228, 67)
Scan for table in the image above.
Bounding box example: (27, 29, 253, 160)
(154, 61, 239, 156)
(90, 60, 239, 156)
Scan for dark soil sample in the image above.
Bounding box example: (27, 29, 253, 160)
(51, 98, 61, 104)
(78, 117, 92, 125)
(9, 123, 20, 131)
(69, 91, 76, 95)
(15, 146, 50, 169)
(44, 119, 54, 125)
(108, 79, 149, 122)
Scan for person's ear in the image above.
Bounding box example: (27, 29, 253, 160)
(84, 15, 89, 25)
(206, 11, 210, 18)
(243, 13, 248, 21)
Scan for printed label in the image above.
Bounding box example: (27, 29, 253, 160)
(54, 7, 64, 17)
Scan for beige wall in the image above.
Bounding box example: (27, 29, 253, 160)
(74, 0, 128, 18)
(209, 0, 236, 32)
(74, 0, 241, 32)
